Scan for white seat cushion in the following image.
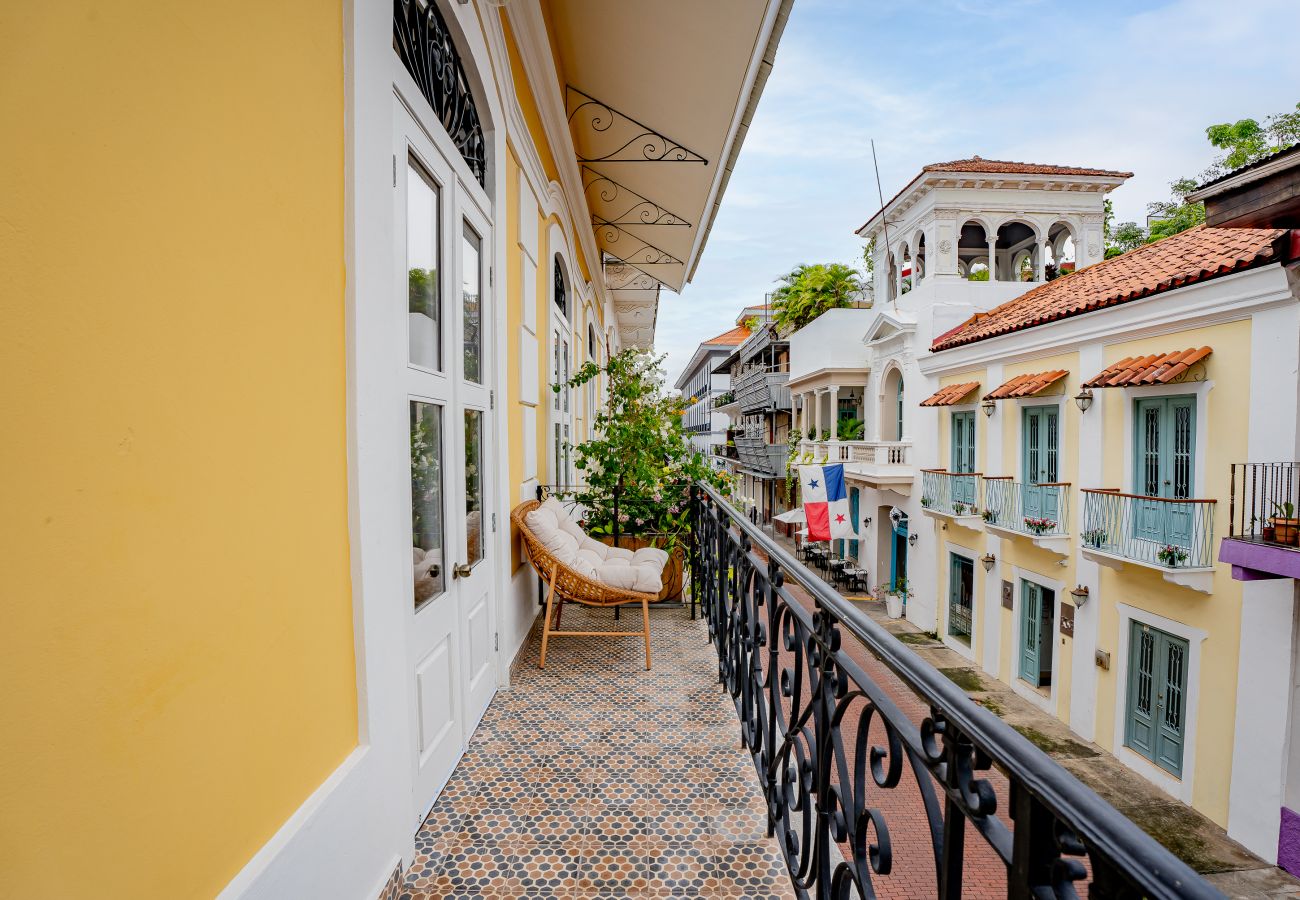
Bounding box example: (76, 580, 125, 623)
(526, 502, 667, 594)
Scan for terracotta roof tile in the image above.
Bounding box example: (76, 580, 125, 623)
(932, 225, 1289, 351)
(1082, 347, 1212, 388)
(984, 370, 1068, 400)
(920, 381, 981, 407)
(704, 325, 751, 346)
(922, 157, 1133, 178)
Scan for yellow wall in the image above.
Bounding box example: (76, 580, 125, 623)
(0, 5, 355, 897)
(931, 325, 1249, 828)
(1090, 322, 1249, 824)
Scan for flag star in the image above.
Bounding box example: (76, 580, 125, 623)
(835, 514, 846, 524)
(808, 479, 819, 489)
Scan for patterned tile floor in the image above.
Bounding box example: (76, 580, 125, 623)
(401, 602, 794, 899)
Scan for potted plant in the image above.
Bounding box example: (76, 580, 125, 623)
(952, 501, 968, 516)
(921, 496, 933, 509)
(1082, 528, 1107, 549)
(1024, 517, 1056, 535)
(558, 349, 731, 601)
(981, 508, 998, 524)
(1157, 544, 1189, 567)
(872, 579, 912, 619)
(1270, 501, 1300, 546)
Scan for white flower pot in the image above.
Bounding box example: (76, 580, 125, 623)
(885, 594, 904, 619)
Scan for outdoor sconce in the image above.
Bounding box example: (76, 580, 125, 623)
(1074, 388, 1094, 414)
(908, 533, 919, 547)
(863, 516, 872, 528)
(980, 553, 996, 573)
(1070, 584, 1090, 607)
(981, 399, 996, 417)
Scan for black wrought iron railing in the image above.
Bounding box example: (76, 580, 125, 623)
(688, 480, 1219, 899)
(1228, 462, 1300, 548)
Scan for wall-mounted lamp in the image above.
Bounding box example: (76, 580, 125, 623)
(1074, 388, 1094, 414)
(908, 533, 919, 547)
(863, 516, 872, 528)
(980, 552, 996, 573)
(1069, 585, 1090, 607)
(981, 399, 996, 417)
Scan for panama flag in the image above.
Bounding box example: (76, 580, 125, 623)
(799, 463, 855, 541)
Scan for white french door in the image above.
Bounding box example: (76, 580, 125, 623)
(397, 104, 497, 825)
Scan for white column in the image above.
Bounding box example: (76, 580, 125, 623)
(813, 389, 823, 443)
(829, 385, 840, 444)
(1070, 349, 1101, 740)
(988, 235, 998, 281)
(1036, 240, 1048, 282)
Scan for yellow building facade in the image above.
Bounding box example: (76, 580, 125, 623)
(1, 1, 787, 897)
(919, 226, 1298, 858)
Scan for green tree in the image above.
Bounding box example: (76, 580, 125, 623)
(557, 349, 729, 549)
(770, 262, 865, 333)
(1204, 103, 1300, 176)
(1146, 176, 1206, 243)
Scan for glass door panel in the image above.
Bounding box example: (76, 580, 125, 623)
(407, 158, 442, 372)
(461, 224, 482, 384)
(411, 402, 446, 611)
(463, 409, 484, 566)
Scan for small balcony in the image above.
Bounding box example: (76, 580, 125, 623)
(1221, 461, 1300, 581)
(920, 469, 983, 525)
(1081, 488, 1217, 592)
(982, 477, 1072, 556)
(734, 366, 791, 413)
(733, 430, 786, 477)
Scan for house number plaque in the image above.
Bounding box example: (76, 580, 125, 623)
(1001, 580, 1013, 610)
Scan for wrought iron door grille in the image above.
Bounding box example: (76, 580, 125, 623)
(394, 0, 487, 187)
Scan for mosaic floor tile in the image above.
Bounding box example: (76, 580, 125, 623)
(403, 603, 791, 898)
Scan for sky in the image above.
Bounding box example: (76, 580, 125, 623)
(659, 0, 1300, 385)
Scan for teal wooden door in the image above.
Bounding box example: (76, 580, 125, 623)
(951, 411, 976, 506)
(1019, 581, 1041, 684)
(1125, 621, 1188, 776)
(891, 516, 908, 589)
(1133, 397, 1195, 546)
(1019, 580, 1055, 687)
(1021, 406, 1060, 523)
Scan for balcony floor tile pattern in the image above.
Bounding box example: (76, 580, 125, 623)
(401, 603, 794, 899)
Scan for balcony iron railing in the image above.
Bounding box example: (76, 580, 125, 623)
(1081, 489, 1216, 569)
(921, 469, 982, 517)
(983, 478, 1070, 537)
(688, 481, 1218, 899)
(1228, 462, 1300, 548)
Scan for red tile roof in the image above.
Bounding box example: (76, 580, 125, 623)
(920, 381, 981, 407)
(1082, 347, 1213, 388)
(704, 325, 751, 346)
(922, 157, 1133, 178)
(983, 371, 1069, 400)
(932, 225, 1290, 351)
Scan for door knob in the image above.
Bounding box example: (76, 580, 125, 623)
(453, 562, 473, 579)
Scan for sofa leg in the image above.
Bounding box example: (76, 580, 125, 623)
(539, 567, 558, 669)
(641, 597, 652, 670)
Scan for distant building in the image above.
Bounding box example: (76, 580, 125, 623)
(674, 322, 750, 464)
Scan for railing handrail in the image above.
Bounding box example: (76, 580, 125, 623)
(921, 468, 984, 476)
(1081, 487, 1217, 505)
(694, 480, 1219, 898)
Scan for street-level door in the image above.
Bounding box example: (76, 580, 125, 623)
(1019, 579, 1054, 688)
(1125, 621, 1188, 777)
(399, 105, 498, 825)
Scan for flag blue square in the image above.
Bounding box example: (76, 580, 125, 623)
(823, 464, 847, 502)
